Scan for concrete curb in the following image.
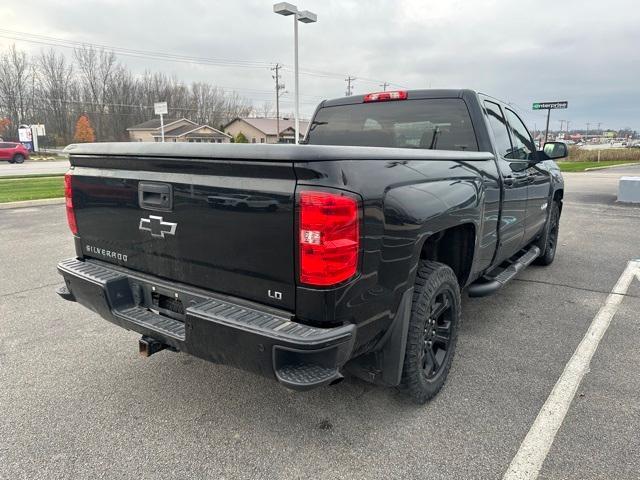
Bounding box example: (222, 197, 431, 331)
(584, 162, 640, 172)
(0, 197, 64, 210)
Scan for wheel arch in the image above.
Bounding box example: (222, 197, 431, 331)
(553, 188, 564, 212)
(419, 223, 477, 288)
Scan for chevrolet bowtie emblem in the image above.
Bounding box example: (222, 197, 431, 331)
(139, 215, 177, 238)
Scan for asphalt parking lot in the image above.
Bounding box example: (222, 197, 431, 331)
(1, 167, 639, 479)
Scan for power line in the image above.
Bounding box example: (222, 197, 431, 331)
(0, 91, 320, 113)
(0, 29, 274, 69)
(0, 29, 407, 91)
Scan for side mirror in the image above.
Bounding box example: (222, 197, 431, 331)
(543, 141, 568, 160)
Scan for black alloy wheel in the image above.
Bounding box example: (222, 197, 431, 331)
(400, 260, 461, 404)
(535, 202, 560, 266)
(422, 289, 455, 380)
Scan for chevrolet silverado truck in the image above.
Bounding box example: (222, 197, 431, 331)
(56, 89, 566, 403)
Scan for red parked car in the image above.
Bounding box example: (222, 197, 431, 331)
(0, 142, 29, 163)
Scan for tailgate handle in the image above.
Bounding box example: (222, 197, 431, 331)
(139, 182, 172, 211)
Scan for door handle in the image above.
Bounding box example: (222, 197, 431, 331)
(139, 182, 173, 211)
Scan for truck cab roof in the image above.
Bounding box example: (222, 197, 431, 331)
(320, 88, 481, 108)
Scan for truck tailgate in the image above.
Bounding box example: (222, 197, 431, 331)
(70, 157, 296, 310)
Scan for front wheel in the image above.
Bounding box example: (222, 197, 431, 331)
(12, 154, 25, 164)
(534, 202, 560, 266)
(400, 260, 461, 404)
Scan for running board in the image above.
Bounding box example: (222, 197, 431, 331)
(467, 246, 541, 297)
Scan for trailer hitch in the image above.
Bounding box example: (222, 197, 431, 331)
(138, 336, 168, 357)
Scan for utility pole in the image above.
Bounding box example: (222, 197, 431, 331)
(559, 120, 565, 133)
(566, 120, 571, 133)
(345, 76, 356, 96)
(586, 122, 590, 140)
(380, 81, 389, 91)
(271, 63, 285, 143)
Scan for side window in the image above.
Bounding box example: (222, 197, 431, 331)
(505, 108, 536, 161)
(483, 101, 513, 158)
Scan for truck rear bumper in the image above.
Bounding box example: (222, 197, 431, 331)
(57, 258, 355, 391)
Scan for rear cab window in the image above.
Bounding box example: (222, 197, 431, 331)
(306, 98, 479, 151)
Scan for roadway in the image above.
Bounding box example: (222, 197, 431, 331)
(0, 159, 69, 177)
(1, 166, 639, 479)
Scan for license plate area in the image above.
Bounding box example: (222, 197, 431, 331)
(130, 280, 206, 323)
(152, 291, 185, 320)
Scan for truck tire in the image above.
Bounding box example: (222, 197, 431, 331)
(400, 260, 461, 404)
(534, 201, 560, 266)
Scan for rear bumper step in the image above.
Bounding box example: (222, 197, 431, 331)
(467, 246, 540, 298)
(57, 257, 355, 391)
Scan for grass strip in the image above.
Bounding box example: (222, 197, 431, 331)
(557, 160, 639, 172)
(0, 176, 64, 203)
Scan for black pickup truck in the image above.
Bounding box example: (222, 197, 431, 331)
(57, 89, 566, 403)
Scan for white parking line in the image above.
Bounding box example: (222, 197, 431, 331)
(503, 259, 640, 480)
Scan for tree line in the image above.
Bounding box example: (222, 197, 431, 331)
(0, 44, 255, 145)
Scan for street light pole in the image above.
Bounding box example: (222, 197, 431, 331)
(274, 2, 317, 145)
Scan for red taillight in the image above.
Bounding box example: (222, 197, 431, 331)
(363, 90, 408, 103)
(298, 190, 359, 286)
(64, 173, 78, 235)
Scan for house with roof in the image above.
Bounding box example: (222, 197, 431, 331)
(126, 118, 231, 143)
(223, 118, 310, 144)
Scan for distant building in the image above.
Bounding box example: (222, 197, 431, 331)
(126, 118, 231, 143)
(223, 118, 310, 144)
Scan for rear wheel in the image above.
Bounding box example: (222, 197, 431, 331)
(534, 202, 560, 266)
(12, 154, 25, 164)
(400, 260, 461, 404)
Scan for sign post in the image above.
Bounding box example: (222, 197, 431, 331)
(30, 124, 45, 152)
(18, 125, 33, 151)
(533, 101, 568, 145)
(154, 102, 168, 143)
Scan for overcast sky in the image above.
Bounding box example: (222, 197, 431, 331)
(1, 0, 638, 131)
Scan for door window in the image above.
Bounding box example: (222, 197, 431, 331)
(483, 101, 512, 158)
(505, 108, 536, 161)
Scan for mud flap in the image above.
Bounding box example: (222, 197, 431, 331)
(345, 287, 413, 386)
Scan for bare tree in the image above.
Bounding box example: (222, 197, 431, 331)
(37, 50, 75, 144)
(0, 45, 34, 129)
(259, 101, 273, 118)
(0, 44, 257, 144)
(74, 46, 117, 138)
